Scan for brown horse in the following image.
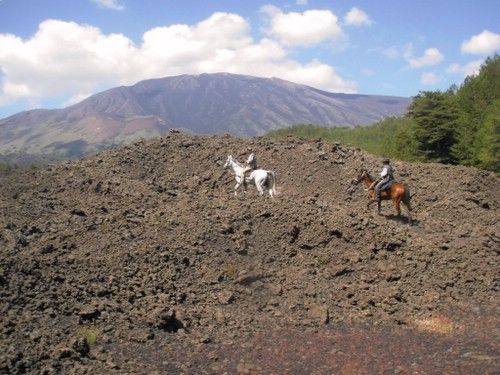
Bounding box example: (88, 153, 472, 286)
(354, 169, 412, 221)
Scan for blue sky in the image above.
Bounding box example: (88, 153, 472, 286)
(0, 0, 499, 119)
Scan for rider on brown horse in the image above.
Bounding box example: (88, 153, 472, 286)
(369, 159, 395, 202)
(354, 162, 412, 221)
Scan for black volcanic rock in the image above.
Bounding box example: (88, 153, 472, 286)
(0, 73, 410, 162)
(0, 133, 498, 374)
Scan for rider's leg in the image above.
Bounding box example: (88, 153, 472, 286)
(374, 182, 383, 202)
(375, 179, 388, 201)
(241, 167, 251, 190)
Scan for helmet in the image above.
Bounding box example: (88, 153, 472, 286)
(382, 158, 390, 164)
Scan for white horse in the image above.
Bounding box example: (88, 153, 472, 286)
(223, 155, 277, 198)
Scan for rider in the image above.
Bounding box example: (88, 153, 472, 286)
(370, 158, 395, 202)
(241, 152, 257, 189)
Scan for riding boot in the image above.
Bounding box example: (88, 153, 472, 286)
(241, 167, 251, 191)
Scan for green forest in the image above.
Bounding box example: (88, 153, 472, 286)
(269, 55, 499, 173)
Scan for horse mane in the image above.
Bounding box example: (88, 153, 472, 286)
(360, 168, 374, 181)
(230, 156, 244, 168)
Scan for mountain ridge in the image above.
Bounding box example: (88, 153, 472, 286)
(0, 73, 410, 162)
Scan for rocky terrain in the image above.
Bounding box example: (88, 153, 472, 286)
(0, 133, 498, 374)
(0, 73, 409, 163)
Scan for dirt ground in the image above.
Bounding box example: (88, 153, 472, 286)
(0, 133, 498, 374)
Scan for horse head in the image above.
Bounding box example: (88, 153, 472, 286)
(223, 155, 233, 169)
(352, 169, 365, 184)
(356, 169, 372, 182)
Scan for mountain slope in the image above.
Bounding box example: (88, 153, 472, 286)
(0, 73, 410, 162)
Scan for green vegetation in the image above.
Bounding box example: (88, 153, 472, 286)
(268, 54, 500, 173)
(76, 325, 100, 346)
(268, 117, 420, 161)
(0, 161, 41, 174)
(0, 163, 18, 173)
(408, 89, 459, 163)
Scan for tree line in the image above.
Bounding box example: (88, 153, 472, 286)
(269, 55, 499, 173)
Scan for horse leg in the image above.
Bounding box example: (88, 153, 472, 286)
(270, 172, 277, 197)
(394, 197, 402, 216)
(367, 199, 375, 209)
(268, 174, 277, 198)
(266, 184, 272, 198)
(377, 200, 382, 215)
(268, 182, 276, 198)
(234, 182, 241, 196)
(256, 182, 264, 196)
(405, 202, 413, 224)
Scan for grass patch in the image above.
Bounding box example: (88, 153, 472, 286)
(76, 325, 101, 346)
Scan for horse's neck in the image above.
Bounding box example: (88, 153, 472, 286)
(230, 160, 244, 173)
(362, 175, 374, 187)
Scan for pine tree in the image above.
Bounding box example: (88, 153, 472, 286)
(474, 99, 500, 171)
(452, 55, 500, 166)
(407, 90, 459, 163)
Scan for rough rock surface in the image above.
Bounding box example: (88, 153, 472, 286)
(0, 133, 498, 374)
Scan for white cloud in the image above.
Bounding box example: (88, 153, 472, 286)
(296, 0, 308, 5)
(0, 14, 357, 108)
(407, 47, 444, 68)
(420, 72, 440, 85)
(461, 30, 500, 55)
(273, 59, 356, 92)
(64, 93, 92, 107)
(344, 7, 372, 27)
(260, 5, 343, 47)
(0, 20, 137, 105)
(90, 0, 124, 11)
(447, 60, 483, 77)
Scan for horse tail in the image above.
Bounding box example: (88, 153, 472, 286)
(268, 171, 277, 196)
(402, 183, 412, 211)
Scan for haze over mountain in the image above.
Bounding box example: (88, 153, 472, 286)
(0, 73, 410, 162)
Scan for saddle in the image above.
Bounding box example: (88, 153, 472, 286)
(368, 178, 395, 192)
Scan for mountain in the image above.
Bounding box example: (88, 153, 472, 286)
(0, 73, 410, 162)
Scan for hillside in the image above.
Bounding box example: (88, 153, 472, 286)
(0, 73, 410, 163)
(0, 133, 498, 374)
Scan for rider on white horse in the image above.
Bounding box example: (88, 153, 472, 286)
(223, 154, 277, 198)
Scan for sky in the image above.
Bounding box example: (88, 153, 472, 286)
(0, 0, 499, 119)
